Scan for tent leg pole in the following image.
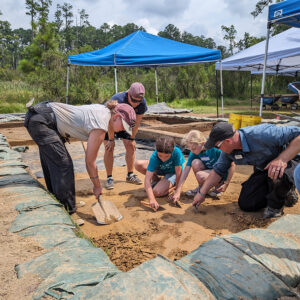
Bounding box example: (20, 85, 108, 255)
(220, 60, 224, 118)
(155, 67, 159, 103)
(260, 26, 271, 117)
(215, 69, 219, 118)
(66, 65, 70, 104)
(250, 73, 252, 109)
(114, 67, 118, 94)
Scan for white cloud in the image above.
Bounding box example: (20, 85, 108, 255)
(123, 0, 191, 17)
(1, 0, 269, 48)
(223, 0, 254, 17)
(137, 18, 158, 35)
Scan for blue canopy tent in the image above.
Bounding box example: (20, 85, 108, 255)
(67, 31, 221, 110)
(260, 0, 300, 116)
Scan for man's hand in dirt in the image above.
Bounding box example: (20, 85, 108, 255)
(265, 158, 287, 181)
(192, 192, 205, 210)
(105, 140, 115, 152)
(93, 186, 102, 199)
(216, 182, 229, 193)
(149, 199, 159, 211)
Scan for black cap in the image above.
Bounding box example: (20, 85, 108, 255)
(204, 122, 235, 149)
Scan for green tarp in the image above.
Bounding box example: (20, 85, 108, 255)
(16, 239, 121, 299)
(80, 255, 215, 300)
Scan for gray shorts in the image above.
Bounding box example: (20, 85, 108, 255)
(155, 169, 176, 186)
(164, 173, 176, 186)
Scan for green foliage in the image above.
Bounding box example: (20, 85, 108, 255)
(236, 32, 265, 51)
(251, 0, 283, 18)
(18, 59, 35, 73)
(0, 1, 297, 112)
(221, 25, 237, 55)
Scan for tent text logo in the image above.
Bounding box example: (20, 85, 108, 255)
(274, 9, 283, 18)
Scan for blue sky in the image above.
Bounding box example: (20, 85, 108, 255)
(1, 0, 268, 46)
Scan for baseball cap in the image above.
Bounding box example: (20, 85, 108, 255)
(128, 82, 145, 99)
(115, 103, 136, 135)
(204, 122, 235, 149)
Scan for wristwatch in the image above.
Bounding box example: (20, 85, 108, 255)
(199, 191, 206, 197)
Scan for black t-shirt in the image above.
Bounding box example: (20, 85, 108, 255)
(110, 91, 147, 115)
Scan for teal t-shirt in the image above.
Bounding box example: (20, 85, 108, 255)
(186, 147, 222, 169)
(147, 146, 185, 175)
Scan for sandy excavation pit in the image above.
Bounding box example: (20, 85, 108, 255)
(1, 116, 300, 272)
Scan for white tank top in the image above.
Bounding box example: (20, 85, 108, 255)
(49, 103, 111, 141)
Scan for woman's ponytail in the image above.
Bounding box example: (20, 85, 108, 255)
(106, 100, 118, 113)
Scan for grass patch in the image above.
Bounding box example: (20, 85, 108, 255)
(0, 80, 298, 119)
(73, 226, 97, 247)
(0, 81, 46, 113)
(0, 102, 27, 113)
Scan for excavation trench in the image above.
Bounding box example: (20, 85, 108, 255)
(2, 115, 299, 271)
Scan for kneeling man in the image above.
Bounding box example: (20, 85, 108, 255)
(193, 122, 300, 218)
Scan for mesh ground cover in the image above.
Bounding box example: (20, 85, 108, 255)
(268, 214, 300, 235)
(79, 255, 215, 300)
(175, 237, 297, 299)
(9, 204, 74, 233)
(222, 228, 300, 287)
(15, 239, 121, 299)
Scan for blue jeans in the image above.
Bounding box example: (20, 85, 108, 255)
(294, 163, 300, 193)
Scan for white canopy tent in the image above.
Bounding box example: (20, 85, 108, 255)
(215, 27, 300, 115)
(215, 28, 300, 73)
(259, 0, 300, 116)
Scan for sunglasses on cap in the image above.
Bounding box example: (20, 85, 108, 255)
(129, 94, 143, 103)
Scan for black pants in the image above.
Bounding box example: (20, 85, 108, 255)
(25, 105, 76, 214)
(238, 162, 297, 212)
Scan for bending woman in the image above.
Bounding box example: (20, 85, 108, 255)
(25, 100, 136, 215)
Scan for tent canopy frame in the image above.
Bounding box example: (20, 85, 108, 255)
(66, 31, 221, 107)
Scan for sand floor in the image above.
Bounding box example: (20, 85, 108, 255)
(69, 166, 300, 271)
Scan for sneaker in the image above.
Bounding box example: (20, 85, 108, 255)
(263, 206, 283, 219)
(285, 188, 298, 207)
(105, 177, 114, 190)
(208, 189, 222, 199)
(186, 186, 201, 197)
(126, 173, 142, 185)
(76, 200, 86, 208)
(75, 218, 85, 226)
(71, 213, 85, 226)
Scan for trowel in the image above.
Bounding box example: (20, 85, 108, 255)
(92, 195, 123, 225)
(81, 141, 122, 225)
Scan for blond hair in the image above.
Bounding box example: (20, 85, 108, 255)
(106, 100, 118, 113)
(183, 130, 206, 146)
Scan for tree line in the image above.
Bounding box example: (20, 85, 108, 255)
(0, 0, 293, 105)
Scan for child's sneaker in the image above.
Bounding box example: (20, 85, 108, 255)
(208, 189, 222, 199)
(126, 173, 142, 185)
(186, 186, 201, 197)
(75, 218, 85, 226)
(105, 177, 114, 190)
(76, 200, 86, 208)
